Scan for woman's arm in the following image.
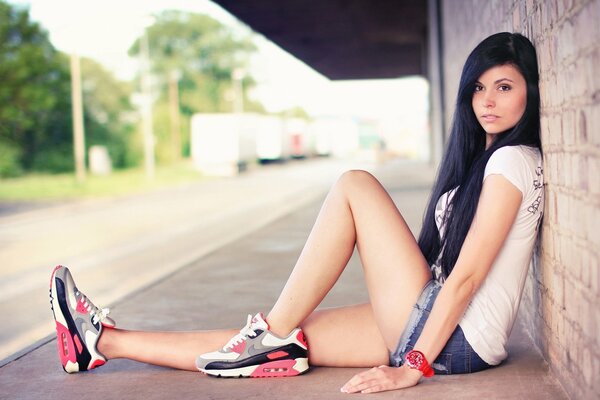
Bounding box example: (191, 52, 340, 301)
(411, 173, 522, 364)
(342, 174, 523, 394)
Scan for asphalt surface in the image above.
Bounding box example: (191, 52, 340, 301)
(0, 158, 368, 362)
(0, 157, 568, 399)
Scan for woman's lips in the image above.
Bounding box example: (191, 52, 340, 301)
(481, 114, 499, 122)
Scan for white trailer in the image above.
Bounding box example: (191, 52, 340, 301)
(307, 119, 332, 157)
(255, 115, 289, 162)
(190, 113, 257, 176)
(284, 118, 309, 158)
(307, 117, 360, 158)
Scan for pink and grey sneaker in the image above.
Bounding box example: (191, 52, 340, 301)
(49, 265, 115, 373)
(196, 313, 309, 378)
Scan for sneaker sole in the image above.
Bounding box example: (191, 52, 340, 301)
(49, 266, 105, 373)
(50, 266, 81, 373)
(198, 357, 309, 378)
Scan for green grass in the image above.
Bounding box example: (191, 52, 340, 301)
(0, 161, 208, 202)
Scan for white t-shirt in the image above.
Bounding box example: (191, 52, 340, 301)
(432, 145, 544, 365)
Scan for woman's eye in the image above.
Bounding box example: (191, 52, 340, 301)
(498, 84, 512, 91)
(474, 84, 484, 92)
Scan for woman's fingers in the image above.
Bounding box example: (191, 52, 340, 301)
(340, 365, 421, 394)
(340, 366, 390, 393)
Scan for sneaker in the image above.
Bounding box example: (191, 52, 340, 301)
(196, 313, 309, 378)
(49, 265, 115, 373)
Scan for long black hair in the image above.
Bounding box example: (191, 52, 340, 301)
(418, 32, 541, 279)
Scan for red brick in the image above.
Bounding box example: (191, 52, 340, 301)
(588, 156, 600, 194)
(557, 0, 568, 17)
(545, 189, 557, 223)
(576, 109, 588, 145)
(582, 51, 599, 101)
(552, 263, 566, 305)
(564, 152, 574, 189)
(563, 276, 579, 320)
(587, 202, 600, 247)
(577, 153, 588, 191)
(527, 0, 536, 16)
(588, 104, 600, 146)
(572, 59, 589, 101)
(540, 115, 551, 144)
(556, 18, 576, 63)
(590, 47, 600, 95)
(553, 228, 562, 262)
(541, 224, 555, 258)
(582, 343, 594, 386)
(596, 306, 600, 349)
(593, 349, 600, 396)
(556, 192, 570, 225)
(513, 3, 522, 29)
(554, 112, 566, 145)
(573, 0, 600, 54)
(563, 110, 576, 146)
(593, 249, 600, 293)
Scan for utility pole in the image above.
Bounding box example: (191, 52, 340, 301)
(168, 70, 181, 161)
(140, 26, 155, 180)
(70, 52, 86, 183)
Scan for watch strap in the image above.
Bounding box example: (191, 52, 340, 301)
(405, 350, 435, 378)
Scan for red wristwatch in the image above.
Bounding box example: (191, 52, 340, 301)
(405, 350, 435, 377)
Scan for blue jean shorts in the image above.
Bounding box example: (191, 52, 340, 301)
(389, 280, 492, 374)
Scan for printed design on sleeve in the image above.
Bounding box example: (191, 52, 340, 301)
(431, 188, 456, 284)
(529, 165, 544, 230)
(431, 263, 446, 284)
(435, 193, 449, 228)
(527, 196, 542, 214)
(532, 166, 543, 190)
(434, 188, 456, 238)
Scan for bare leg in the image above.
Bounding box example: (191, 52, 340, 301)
(98, 304, 389, 371)
(97, 170, 431, 370)
(98, 328, 238, 371)
(267, 170, 431, 349)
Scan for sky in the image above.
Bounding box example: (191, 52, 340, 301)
(7, 0, 429, 122)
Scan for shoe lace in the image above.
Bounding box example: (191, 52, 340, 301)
(76, 290, 111, 325)
(223, 314, 257, 351)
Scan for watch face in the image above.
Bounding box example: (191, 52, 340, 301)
(406, 350, 424, 368)
(405, 350, 435, 377)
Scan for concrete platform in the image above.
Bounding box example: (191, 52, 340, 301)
(0, 163, 568, 399)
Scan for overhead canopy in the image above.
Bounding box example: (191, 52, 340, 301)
(213, 0, 428, 80)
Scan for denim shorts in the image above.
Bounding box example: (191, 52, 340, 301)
(389, 280, 492, 374)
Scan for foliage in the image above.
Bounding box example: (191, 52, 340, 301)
(0, 1, 140, 176)
(0, 0, 72, 175)
(80, 57, 139, 168)
(128, 11, 264, 162)
(276, 106, 311, 120)
(0, 4, 272, 177)
(0, 135, 22, 177)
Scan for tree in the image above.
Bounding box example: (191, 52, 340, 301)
(80, 57, 139, 169)
(0, 1, 142, 176)
(129, 11, 265, 161)
(0, 0, 72, 175)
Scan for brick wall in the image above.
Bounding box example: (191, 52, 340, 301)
(439, 1, 600, 398)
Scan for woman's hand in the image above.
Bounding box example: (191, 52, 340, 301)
(340, 365, 422, 394)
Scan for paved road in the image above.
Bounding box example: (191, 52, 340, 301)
(0, 159, 570, 400)
(0, 158, 372, 362)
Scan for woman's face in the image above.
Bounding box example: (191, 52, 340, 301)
(472, 64, 527, 148)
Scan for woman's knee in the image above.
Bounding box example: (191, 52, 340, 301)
(337, 169, 379, 194)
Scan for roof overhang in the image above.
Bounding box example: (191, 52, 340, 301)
(213, 0, 428, 80)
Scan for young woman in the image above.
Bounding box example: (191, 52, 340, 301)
(49, 32, 544, 394)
